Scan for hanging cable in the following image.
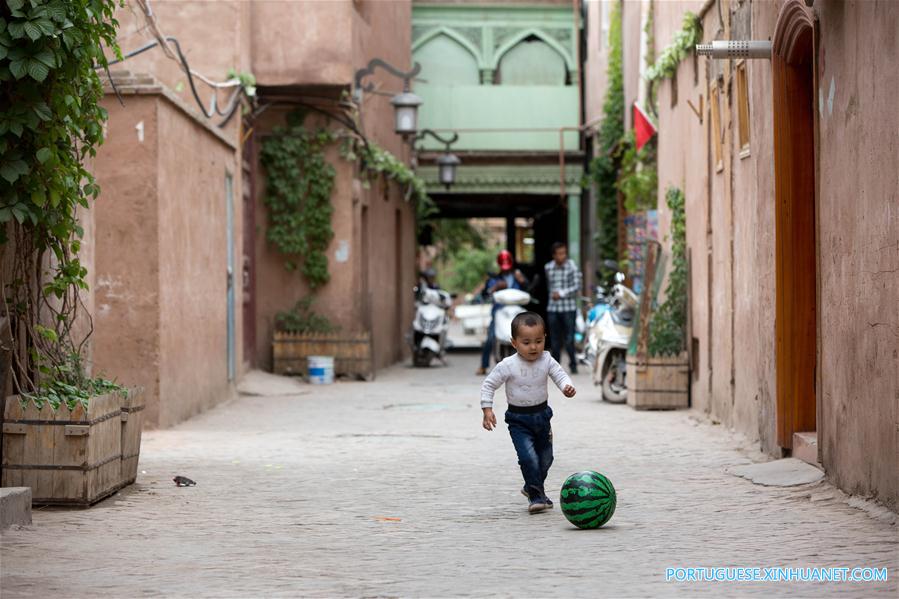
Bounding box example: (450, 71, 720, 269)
(99, 0, 252, 127)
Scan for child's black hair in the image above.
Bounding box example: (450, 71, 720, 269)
(511, 311, 546, 339)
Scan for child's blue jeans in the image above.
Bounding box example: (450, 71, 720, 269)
(505, 404, 554, 500)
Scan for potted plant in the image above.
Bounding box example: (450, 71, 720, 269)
(0, 0, 140, 504)
(626, 187, 690, 410)
(272, 297, 373, 381)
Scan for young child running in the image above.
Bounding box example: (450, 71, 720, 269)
(480, 311, 576, 513)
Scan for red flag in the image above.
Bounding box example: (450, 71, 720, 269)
(633, 103, 656, 151)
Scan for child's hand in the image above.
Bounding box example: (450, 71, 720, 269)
(563, 385, 576, 398)
(482, 407, 497, 431)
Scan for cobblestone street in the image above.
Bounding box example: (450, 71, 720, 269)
(2, 354, 896, 597)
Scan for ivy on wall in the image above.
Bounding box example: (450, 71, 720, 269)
(259, 112, 336, 289)
(0, 0, 126, 408)
(341, 138, 437, 225)
(617, 131, 658, 213)
(586, 0, 623, 277)
(647, 186, 687, 356)
(261, 111, 435, 291)
(645, 12, 701, 84)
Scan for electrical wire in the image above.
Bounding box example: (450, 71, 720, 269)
(102, 36, 247, 128)
(100, 0, 251, 127)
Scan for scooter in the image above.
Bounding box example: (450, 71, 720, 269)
(591, 272, 638, 403)
(580, 284, 611, 368)
(409, 285, 452, 367)
(491, 287, 533, 363)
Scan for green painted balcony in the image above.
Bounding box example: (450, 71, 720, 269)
(412, 4, 580, 152)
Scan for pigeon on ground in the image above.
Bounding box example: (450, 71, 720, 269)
(173, 475, 196, 487)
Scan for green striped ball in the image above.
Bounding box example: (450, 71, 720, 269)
(560, 471, 617, 529)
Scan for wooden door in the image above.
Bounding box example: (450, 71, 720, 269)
(772, 1, 817, 449)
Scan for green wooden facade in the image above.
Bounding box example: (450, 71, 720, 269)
(412, 3, 584, 264)
(413, 4, 580, 153)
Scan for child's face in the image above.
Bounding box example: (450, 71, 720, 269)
(511, 323, 546, 361)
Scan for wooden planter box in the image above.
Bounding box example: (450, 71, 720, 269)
(273, 331, 374, 381)
(626, 354, 689, 410)
(120, 388, 145, 486)
(1, 392, 123, 506)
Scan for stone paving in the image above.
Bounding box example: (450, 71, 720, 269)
(1, 354, 896, 597)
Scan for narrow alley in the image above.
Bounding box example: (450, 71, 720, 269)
(2, 354, 895, 598)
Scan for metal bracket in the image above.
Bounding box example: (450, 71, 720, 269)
(414, 129, 459, 152)
(354, 58, 422, 95)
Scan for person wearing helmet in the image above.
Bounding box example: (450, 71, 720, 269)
(419, 267, 440, 289)
(476, 250, 528, 375)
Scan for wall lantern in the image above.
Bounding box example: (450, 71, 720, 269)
(415, 130, 461, 190)
(696, 40, 773, 59)
(354, 58, 423, 136)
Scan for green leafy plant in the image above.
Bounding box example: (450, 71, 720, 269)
(647, 187, 687, 356)
(259, 113, 336, 289)
(1, 0, 125, 409)
(645, 12, 701, 84)
(441, 245, 501, 296)
(617, 131, 658, 213)
(21, 375, 126, 411)
(585, 0, 624, 281)
(226, 68, 256, 99)
(343, 138, 436, 226)
(428, 218, 486, 271)
(275, 297, 339, 334)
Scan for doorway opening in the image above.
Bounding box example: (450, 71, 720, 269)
(772, 1, 817, 453)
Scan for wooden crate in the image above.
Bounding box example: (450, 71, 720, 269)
(1, 392, 123, 506)
(120, 388, 145, 486)
(273, 331, 374, 381)
(626, 354, 689, 410)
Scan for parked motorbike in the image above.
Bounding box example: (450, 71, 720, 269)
(580, 284, 611, 367)
(590, 271, 638, 403)
(409, 285, 452, 367)
(491, 288, 533, 363)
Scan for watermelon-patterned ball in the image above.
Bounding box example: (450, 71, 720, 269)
(560, 471, 617, 529)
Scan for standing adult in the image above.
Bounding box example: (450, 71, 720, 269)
(476, 250, 528, 375)
(545, 241, 582, 374)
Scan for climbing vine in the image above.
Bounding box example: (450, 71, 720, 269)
(259, 112, 336, 289)
(0, 0, 126, 408)
(645, 12, 701, 84)
(260, 109, 435, 289)
(586, 0, 624, 278)
(617, 131, 658, 213)
(341, 137, 436, 225)
(647, 186, 687, 356)
(275, 297, 338, 334)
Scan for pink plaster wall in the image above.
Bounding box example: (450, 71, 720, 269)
(156, 100, 238, 427)
(814, 0, 898, 509)
(621, 0, 643, 130)
(584, 0, 609, 127)
(251, 0, 417, 372)
(653, 0, 897, 508)
(251, 1, 354, 86)
(92, 96, 162, 426)
(92, 90, 239, 429)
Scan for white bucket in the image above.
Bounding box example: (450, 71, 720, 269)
(307, 355, 335, 384)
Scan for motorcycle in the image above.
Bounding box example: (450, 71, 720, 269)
(580, 284, 611, 367)
(409, 285, 452, 367)
(590, 271, 638, 403)
(491, 287, 533, 363)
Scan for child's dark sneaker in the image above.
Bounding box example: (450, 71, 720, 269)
(543, 496, 554, 509)
(528, 497, 549, 513)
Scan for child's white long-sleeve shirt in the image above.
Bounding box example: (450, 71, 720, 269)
(480, 352, 572, 409)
